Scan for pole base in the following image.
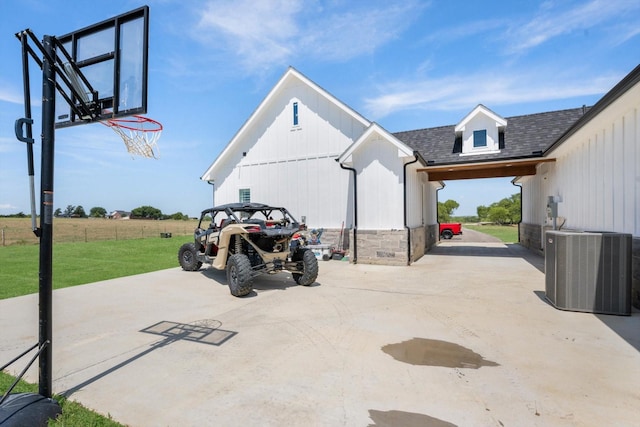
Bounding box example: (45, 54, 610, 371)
(0, 392, 62, 426)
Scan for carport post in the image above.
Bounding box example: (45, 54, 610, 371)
(38, 34, 56, 398)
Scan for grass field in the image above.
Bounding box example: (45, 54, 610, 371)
(0, 217, 199, 246)
(0, 236, 191, 300)
(463, 224, 519, 243)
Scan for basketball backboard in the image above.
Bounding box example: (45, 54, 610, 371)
(54, 6, 149, 128)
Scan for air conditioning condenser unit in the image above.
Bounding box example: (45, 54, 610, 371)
(545, 230, 632, 315)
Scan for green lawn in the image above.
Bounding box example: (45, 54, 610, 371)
(463, 224, 519, 243)
(0, 237, 191, 300)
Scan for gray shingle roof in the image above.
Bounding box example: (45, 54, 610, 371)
(393, 107, 588, 165)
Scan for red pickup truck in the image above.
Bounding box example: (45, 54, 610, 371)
(439, 223, 462, 239)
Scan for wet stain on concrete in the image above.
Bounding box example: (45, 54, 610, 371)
(381, 337, 499, 368)
(368, 409, 457, 427)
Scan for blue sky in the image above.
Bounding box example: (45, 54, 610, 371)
(1, 1, 639, 217)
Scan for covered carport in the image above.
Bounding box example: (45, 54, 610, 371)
(393, 105, 588, 255)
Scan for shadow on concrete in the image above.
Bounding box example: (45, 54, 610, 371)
(533, 290, 554, 307)
(535, 291, 640, 352)
(60, 320, 236, 398)
(200, 267, 320, 296)
(595, 311, 640, 352)
(429, 243, 545, 273)
(368, 409, 457, 427)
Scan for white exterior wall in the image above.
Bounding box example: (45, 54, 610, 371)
(405, 162, 426, 228)
(353, 137, 406, 229)
(522, 82, 640, 237)
(520, 162, 555, 225)
(210, 77, 367, 228)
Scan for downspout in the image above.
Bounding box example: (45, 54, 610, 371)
(206, 180, 215, 207)
(511, 178, 523, 243)
(337, 160, 357, 264)
(403, 152, 420, 265)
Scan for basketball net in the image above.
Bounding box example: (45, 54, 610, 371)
(101, 115, 163, 159)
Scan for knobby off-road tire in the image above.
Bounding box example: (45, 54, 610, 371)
(441, 229, 454, 240)
(226, 254, 254, 297)
(292, 248, 319, 286)
(178, 243, 203, 271)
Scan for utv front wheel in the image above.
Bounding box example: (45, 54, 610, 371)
(292, 248, 318, 286)
(178, 243, 202, 271)
(226, 254, 254, 297)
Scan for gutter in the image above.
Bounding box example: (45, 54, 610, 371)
(403, 152, 421, 265)
(337, 160, 358, 264)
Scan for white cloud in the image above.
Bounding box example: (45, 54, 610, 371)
(195, 0, 303, 70)
(193, 0, 425, 72)
(0, 81, 23, 104)
(363, 69, 621, 118)
(504, 0, 640, 54)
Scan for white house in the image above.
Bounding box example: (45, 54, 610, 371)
(201, 67, 439, 265)
(202, 65, 640, 307)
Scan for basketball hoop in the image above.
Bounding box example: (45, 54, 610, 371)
(101, 115, 162, 159)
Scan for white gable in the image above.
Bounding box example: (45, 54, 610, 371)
(339, 123, 415, 166)
(200, 67, 372, 226)
(455, 104, 506, 156)
(201, 67, 370, 183)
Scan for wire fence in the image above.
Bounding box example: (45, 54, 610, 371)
(0, 218, 198, 246)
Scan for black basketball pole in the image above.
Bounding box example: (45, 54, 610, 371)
(38, 34, 56, 399)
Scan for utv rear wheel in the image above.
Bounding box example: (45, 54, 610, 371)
(292, 248, 318, 286)
(178, 243, 202, 271)
(441, 229, 453, 240)
(226, 254, 253, 297)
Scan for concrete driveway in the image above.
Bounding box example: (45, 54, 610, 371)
(1, 242, 639, 426)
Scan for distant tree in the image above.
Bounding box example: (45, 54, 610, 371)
(131, 205, 163, 219)
(487, 206, 510, 225)
(477, 193, 521, 224)
(90, 207, 107, 218)
(64, 205, 75, 217)
(54, 208, 62, 217)
(452, 215, 480, 223)
(169, 212, 187, 220)
(437, 199, 459, 222)
(72, 205, 87, 218)
(477, 205, 489, 221)
(1, 212, 28, 218)
(507, 193, 521, 223)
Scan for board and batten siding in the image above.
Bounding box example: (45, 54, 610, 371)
(405, 161, 427, 228)
(353, 137, 408, 229)
(211, 78, 368, 227)
(522, 82, 640, 236)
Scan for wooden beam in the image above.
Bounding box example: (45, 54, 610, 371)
(427, 164, 537, 181)
(418, 158, 555, 181)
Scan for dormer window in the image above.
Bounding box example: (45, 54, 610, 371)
(473, 130, 487, 147)
(455, 105, 506, 156)
(293, 102, 299, 126)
